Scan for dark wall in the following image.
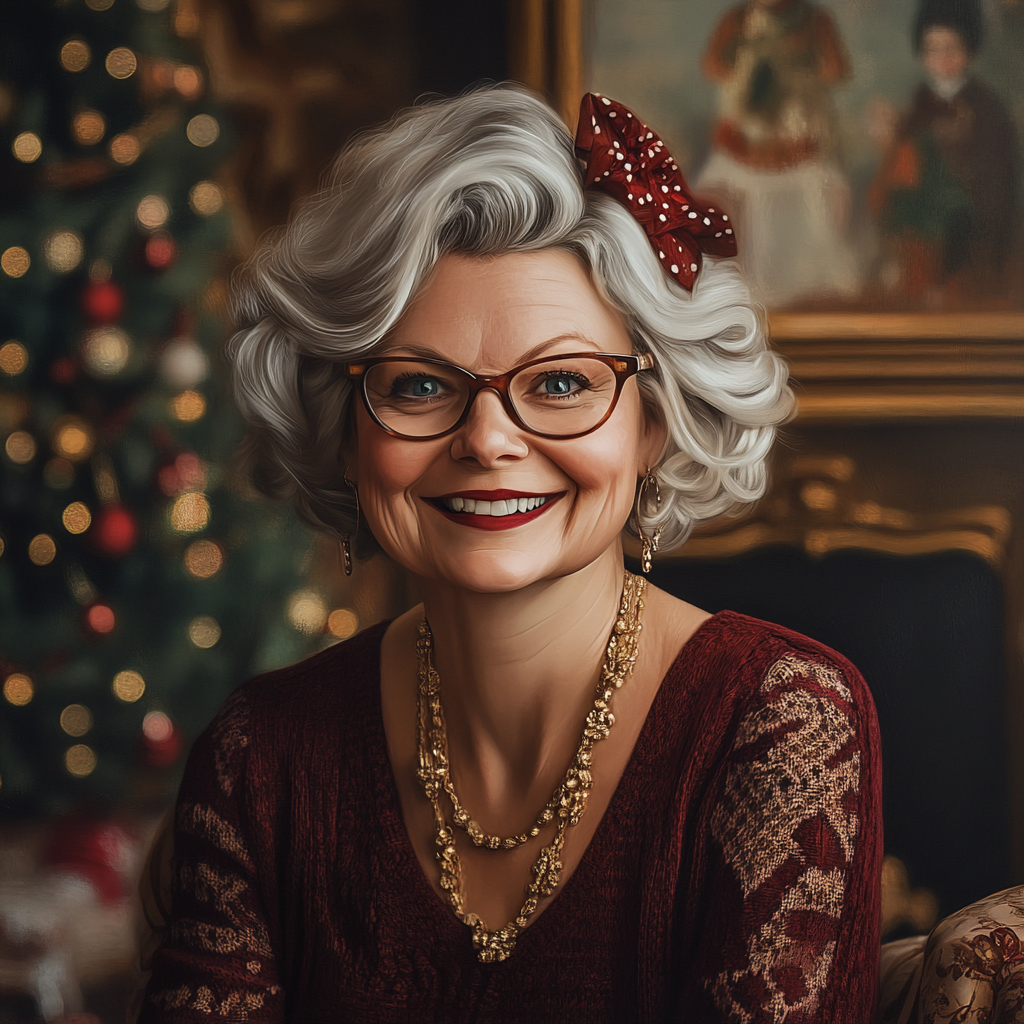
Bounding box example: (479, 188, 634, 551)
(413, 0, 509, 95)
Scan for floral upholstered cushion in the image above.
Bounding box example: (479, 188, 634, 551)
(880, 886, 1024, 1023)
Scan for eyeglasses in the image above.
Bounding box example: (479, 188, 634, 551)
(344, 351, 655, 441)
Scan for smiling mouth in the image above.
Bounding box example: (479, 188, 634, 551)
(426, 491, 563, 530)
(439, 494, 550, 516)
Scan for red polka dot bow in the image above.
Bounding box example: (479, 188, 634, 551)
(574, 93, 737, 291)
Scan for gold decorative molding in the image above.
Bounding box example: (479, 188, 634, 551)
(768, 313, 1024, 423)
(507, 0, 585, 129)
(661, 454, 1011, 568)
(770, 312, 1024, 341)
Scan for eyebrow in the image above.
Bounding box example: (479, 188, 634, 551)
(377, 333, 602, 367)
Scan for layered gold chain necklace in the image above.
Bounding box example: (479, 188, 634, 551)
(415, 571, 646, 963)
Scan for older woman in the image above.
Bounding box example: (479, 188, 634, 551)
(139, 86, 881, 1023)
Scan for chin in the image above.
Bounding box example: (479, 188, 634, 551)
(435, 549, 555, 594)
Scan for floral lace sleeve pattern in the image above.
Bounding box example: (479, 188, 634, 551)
(703, 654, 866, 1024)
(140, 691, 284, 1023)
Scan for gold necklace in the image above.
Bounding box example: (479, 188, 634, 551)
(415, 571, 646, 963)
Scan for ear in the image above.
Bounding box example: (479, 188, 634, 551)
(638, 394, 668, 476)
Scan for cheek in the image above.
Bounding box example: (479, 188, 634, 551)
(354, 410, 436, 514)
(557, 412, 643, 524)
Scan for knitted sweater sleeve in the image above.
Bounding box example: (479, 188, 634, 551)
(138, 688, 285, 1023)
(691, 651, 882, 1023)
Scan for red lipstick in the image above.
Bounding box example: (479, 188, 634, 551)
(425, 490, 563, 531)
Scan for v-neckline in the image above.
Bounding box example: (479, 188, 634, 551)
(367, 610, 729, 954)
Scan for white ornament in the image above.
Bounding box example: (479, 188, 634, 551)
(160, 337, 209, 389)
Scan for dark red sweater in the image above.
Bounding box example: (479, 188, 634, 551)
(140, 611, 882, 1023)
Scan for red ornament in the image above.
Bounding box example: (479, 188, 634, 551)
(43, 817, 134, 906)
(85, 603, 116, 634)
(575, 93, 737, 291)
(80, 278, 125, 324)
(157, 452, 207, 497)
(93, 504, 139, 557)
(141, 710, 183, 767)
(144, 232, 177, 271)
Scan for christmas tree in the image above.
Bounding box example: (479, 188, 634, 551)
(0, 0, 320, 817)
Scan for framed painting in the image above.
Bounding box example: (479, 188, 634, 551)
(585, 0, 1024, 315)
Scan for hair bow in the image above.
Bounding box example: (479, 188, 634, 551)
(575, 93, 737, 291)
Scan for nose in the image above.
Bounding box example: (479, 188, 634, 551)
(449, 388, 529, 467)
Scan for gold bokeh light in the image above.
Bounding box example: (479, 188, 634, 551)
(183, 538, 223, 579)
(12, 132, 42, 163)
(60, 703, 93, 737)
(170, 390, 206, 422)
(287, 590, 329, 635)
(174, 65, 202, 99)
(105, 47, 137, 79)
(52, 416, 95, 462)
(5, 431, 37, 465)
(188, 615, 221, 648)
(0, 341, 29, 375)
(62, 501, 92, 534)
(327, 608, 359, 639)
(170, 491, 210, 533)
(188, 181, 224, 217)
(28, 534, 57, 565)
(82, 325, 131, 377)
(65, 744, 97, 777)
(112, 669, 145, 703)
(60, 40, 92, 73)
(136, 194, 170, 229)
(72, 110, 106, 145)
(1, 247, 30, 278)
(3, 673, 33, 706)
(109, 133, 140, 165)
(43, 229, 84, 273)
(186, 114, 219, 147)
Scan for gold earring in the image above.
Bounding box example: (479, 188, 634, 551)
(343, 470, 359, 577)
(636, 468, 663, 574)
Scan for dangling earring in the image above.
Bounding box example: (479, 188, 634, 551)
(636, 468, 663, 574)
(342, 470, 359, 577)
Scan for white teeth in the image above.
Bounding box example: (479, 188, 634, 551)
(442, 496, 549, 516)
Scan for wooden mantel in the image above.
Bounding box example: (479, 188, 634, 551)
(768, 312, 1024, 422)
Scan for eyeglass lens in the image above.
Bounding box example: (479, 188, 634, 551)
(362, 356, 621, 438)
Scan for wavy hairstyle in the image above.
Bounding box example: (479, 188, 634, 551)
(227, 84, 793, 554)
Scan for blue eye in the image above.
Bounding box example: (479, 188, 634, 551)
(393, 375, 443, 398)
(539, 372, 589, 396)
(544, 376, 574, 395)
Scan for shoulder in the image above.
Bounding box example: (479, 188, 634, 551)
(185, 621, 389, 790)
(711, 5, 747, 34)
(962, 79, 1015, 119)
(696, 610, 876, 741)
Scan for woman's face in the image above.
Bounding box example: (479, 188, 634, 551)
(349, 250, 663, 593)
(921, 26, 970, 82)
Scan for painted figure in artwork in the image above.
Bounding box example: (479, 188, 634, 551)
(697, 0, 862, 307)
(869, 0, 1019, 305)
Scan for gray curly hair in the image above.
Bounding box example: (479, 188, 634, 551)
(226, 83, 792, 554)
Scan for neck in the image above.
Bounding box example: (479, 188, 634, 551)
(930, 74, 967, 100)
(415, 545, 626, 791)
